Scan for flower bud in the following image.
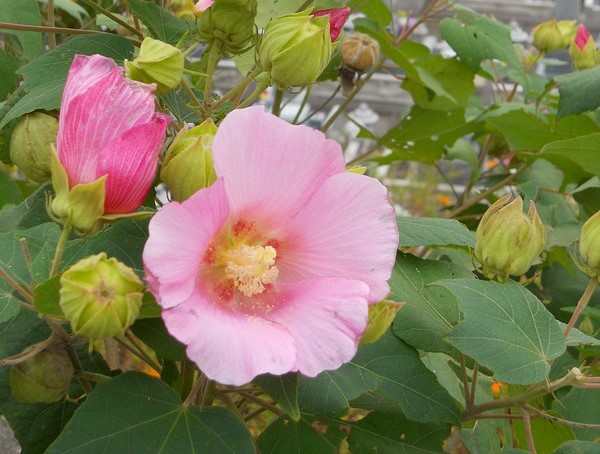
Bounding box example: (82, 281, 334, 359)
(474, 195, 546, 282)
(9, 112, 58, 182)
(259, 10, 333, 88)
(532, 19, 577, 53)
(59, 253, 144, 339)
(169, 0, 197, 19)
(10, 344, 74, 403)
(196, 0, 257, 56)
(570, 25, 597, 70)
(341, 32, 380, 71)
(160, 119, 218, 201)
(125, 37, 184, 93)
(580, 210, 600, 279)
(312, 7, 351, 42)
(360, 300, 403, 345)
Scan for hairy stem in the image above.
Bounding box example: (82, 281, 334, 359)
(564, 278, 598, 337)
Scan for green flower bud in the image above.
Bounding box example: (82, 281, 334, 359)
(474, 195, 546, 282)
(60, 253, 144, 339)
(9, 112, 58, 182)
(360, 300, 404, 345)
(196, 0, 257, 56)
(10, 344, 74, 403)
(570, 25, 597, 70)
(580, 210, 600, 279)
(125, 37, 184, 93)
(259, 10, 333, 88)
(160, 119, 217, 201)
(532, 19, 577, 53)
(169, 0, 196, 19)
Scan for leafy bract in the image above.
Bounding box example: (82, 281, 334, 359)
(396, 217, 475, 248)
(556, 66, 600, 118)
(437, 279, 566, 384)
(46, 372, 256, 454)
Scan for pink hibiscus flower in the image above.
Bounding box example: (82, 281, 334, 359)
(143, 106, 398, 386)
(56, 54, 170, 215)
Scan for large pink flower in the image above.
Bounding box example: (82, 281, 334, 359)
(57, 54, 170, 214)
(143, 106, 398, 386)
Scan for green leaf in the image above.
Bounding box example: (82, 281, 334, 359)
(351, 332, 461, 424)
(513, 416, 574, 454)
(446, 138, 480, 183)
(0, 35, 134, 129)
(0, 49, 20, 99)
(440, 6, 523, 78)
(33, 275, 63, 317)
(0, 168, 22, 208)
(346, 412, 452, 454)
(378, 107, 477, 164)
(128, 0, 193, 45)
(541, 133, 600, 183)
(390, 252, 473, 353)
(130, 318, 187, 361)
(0, 182, 52, 233)
(552, 387, 600, 441)
(254, 373, 300, 421)
(460, 418, 513, 454)
(0, 308, 51, 358)
(350, 0, 392, 26)
(396, 216, 475, 248)
(257, 416, 344, 454)
(437, 279, 566, 385)
(0, 0, 42, 60)
(37, 0, 89, 24)
(46, 372, 256, 454)
(551, 441, 600, 454)
(556, 66, 600, 118)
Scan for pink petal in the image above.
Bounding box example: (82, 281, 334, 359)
(100, 113, 170, 214)
(143, 179, 230, 309)
(313, 7, 351, 41)
(58, 55, 157, 187)
(212, 106, 346, 223)
(575, 24, 590, 50)
(194, 0, 214, 12)
(162, 288, 296, 386)
(268, 278, 369, 377)
(279, 172, 398, 302)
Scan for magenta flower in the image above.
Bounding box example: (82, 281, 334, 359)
(313, 6, 351, 41)
(143, 107, 398, 386)
(56, 54, 169, 216)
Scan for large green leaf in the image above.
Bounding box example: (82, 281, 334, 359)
(541, 133, 600, 183)
(0, 0, 42, 60)
(378, 107, 477, 164)
(556, 66, 600, 118)
(128, 0, 193, 45)
(0, 308, 50, 359)
(0, 182, 52, 233)
(437, 279, 566, 385)
(254, 373, 300, 421)
(440, 6, 524, 81)
(46, 372, 256, 454)
(0, 49, 20, 99)
(350, 0, 391, 26)
(552, 387, 600, 441)
(396, 217, 474, 248)
(513, 417, 574, 454)
(551, 441, 600, 454)
(0, 168, 22, 208)
(0, 35, 134, 129)
(257, 416, 344, 454)
(391, 252, 473, 353)
(130, 317, 187, 361)
(346, 413, 452, 454)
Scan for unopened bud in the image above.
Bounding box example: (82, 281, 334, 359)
(169, 0, 197, 19)
(196, 0, 257, 56)
(9, 112, 58, 182)
(580, 210, 600, 279)
(125, 38, 184, 93)
(160, 119, 218, 201)
(10, 344, 74, 403)
(360, 300, 403, 345)
(342, 33, 380, 71)
(532, 19, 576, 53)
(474, 195, 545, 282)
(570, 25, 597, 70)
(60, 253, 144, 339)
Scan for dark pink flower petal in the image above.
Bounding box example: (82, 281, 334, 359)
(313, 6, 351, 41)
(212, 106, 346, 223)
(575, 24, 590, 50)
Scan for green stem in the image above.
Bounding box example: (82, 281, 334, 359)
(564, 278, 599, 337)
(180, 360, 197, 402)
(292, 85, 312, 124)
(124, 331, 163, 372)
(239, 391, 285, 417)
(181, 78, 203, 110)
(48, 321, 93, 394)
(50, 218, 72, 277)
(47, 0, 57, 49)
(203, 42, 222, 107)
(79, 0, 143, 39)
(212, 67, 262, 111)
(238, 81, 269, 109)
(271, 88, 283, 117)
(520, 407, 537, 454)
(182, 372, 205, 407)
(0, 266, 33, 303)
(0, 22, 138, 43)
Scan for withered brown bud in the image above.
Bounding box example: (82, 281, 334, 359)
(341, 32, 380, 71)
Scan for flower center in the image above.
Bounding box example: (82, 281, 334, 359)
(224, 245, 279, 297)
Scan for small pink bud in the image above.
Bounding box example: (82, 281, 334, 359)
(312, 6, 350, 41)
(575, 24, 590, 50)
